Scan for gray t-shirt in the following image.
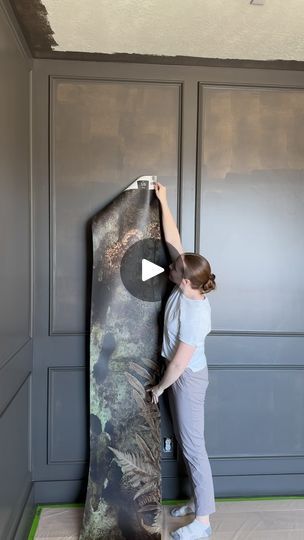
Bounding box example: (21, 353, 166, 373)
(161, 284, 211, 372)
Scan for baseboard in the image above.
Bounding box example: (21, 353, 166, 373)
(33, 476, 304, 508)
(162, 475, 304, 499)
(34, 479, 87, 504)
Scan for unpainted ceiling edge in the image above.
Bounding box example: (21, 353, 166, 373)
(33, 50, 304, 72)
(9, 0, 57, 54)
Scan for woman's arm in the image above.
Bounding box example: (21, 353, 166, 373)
(146, 340, 196, 404)
(154, 183, 184, 260)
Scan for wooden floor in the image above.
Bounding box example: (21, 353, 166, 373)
(33, 499, 304, 539)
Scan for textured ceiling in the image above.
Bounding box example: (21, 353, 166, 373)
(10, 0, 304, 62)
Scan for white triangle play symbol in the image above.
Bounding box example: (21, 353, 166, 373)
(142, 259, 164, 282)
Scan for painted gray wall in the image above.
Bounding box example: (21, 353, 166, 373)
(32, 58, 304, 503)
(0, 1, 34, 539)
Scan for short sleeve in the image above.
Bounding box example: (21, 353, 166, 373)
(178, 307, 207, 347)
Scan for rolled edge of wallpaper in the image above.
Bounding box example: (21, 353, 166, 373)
(124, 175, 157, 191)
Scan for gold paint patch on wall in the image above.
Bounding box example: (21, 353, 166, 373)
(202, 87, 304, 180)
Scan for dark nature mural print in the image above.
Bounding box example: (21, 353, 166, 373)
(79, 176, 171, 540)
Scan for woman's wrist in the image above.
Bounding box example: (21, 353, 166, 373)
(160, 199, 169, 210)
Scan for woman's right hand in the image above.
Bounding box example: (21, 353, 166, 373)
(154, 182, 167, 206)
(146, 384, 164, 404)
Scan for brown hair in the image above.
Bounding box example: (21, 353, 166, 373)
(179, 252, 216, 294)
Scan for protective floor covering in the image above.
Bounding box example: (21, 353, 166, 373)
(32, 498, 304, 539)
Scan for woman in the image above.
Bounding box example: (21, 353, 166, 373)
(147, 182, 216, 540)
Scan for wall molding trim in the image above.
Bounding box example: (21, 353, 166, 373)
(0, 0, 32, 65)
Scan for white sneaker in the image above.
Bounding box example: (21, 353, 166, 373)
(170, 502, 195, 517)
(170, 519, 212, 539)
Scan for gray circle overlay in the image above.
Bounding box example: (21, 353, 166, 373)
(120, 239, 184, 302)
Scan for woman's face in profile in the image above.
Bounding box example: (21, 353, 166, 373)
(168, 256, 184, 285)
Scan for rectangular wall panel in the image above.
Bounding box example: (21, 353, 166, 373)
(50, 78, 181, 335)
(206, 367, 304, 458)
(48, 367, 87, 464)
(0, 376, 31, 539)
(198, 85, 304, 333)
(0, 0, 32, 367)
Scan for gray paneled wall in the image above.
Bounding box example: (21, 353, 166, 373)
(32, 59, 304, 503)
(2, 0, 303, 530)
(0, 1, 34, 539)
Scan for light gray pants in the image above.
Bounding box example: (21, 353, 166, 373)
(168, 365, 216, 516)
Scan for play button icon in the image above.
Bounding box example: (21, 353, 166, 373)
(142, 259, 164, 281)
(120, 238, 180, 302)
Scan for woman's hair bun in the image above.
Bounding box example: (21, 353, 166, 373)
(202, 273, 216, 293)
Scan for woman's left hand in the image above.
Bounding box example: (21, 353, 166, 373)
(146, 384, 164, 404)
